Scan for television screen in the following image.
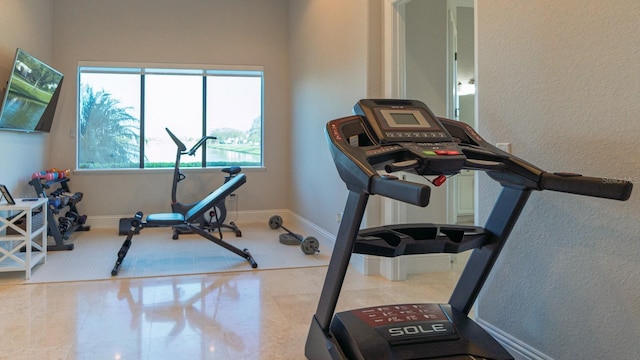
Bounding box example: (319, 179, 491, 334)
(0, 48, 64, 133)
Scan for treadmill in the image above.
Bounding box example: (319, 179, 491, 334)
(305, 99, 633, 359)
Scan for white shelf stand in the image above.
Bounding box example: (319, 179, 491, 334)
(0, 198, 48, 279)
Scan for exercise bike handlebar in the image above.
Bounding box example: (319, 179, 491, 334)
(166, 128, 187, 152)
(186, 135, 217, 156)
(165, 127, 217, 156)
(168, 127, 218, 204)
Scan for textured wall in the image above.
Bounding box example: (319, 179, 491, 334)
(475, 1, 640, 358)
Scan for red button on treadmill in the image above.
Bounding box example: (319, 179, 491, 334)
(433, 175, 447, 186)
(434, 150, 460, 155)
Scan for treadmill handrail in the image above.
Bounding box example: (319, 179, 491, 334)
(370, 175, 431, 207)
(539, 172, 632, 200)
(326, 114, 633, 204)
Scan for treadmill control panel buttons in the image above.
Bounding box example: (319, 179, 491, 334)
(350, 303, 459, 345)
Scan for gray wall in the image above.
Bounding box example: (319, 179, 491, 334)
(405, 0, 447, 117)
(403, 0, 448, 224)
(0, 0, 379, 231)
(1, 0, 380, 232)
(2, 2, 639, 356)
(475, 1, 640, 358)
(0, 0, 290, 216)
(288, 0, 383, 234)
(0, 0, 54, 197)
(47, 0, 290, 217)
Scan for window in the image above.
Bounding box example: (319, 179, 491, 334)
(77, 64, 263, 170)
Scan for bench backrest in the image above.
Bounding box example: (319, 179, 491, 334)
(185, 173, 246, 222)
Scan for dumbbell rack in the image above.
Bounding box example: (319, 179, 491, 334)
(28, 177, 90, 251)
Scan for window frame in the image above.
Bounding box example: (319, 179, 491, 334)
(76, 61, 265, 172)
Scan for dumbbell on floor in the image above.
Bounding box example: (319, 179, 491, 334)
(268, 215, 320, 255)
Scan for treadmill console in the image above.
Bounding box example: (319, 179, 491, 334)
(352, 99, 466, 176)
(354, 99, 453, 144)
(325, 99, 467, 203)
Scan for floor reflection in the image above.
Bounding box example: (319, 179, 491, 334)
(111, 274, 260, 358)
(1, 263, 465, 359)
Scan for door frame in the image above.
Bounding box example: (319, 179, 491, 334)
(382, 0, 461, 224)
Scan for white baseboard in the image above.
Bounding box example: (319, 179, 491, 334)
(287, 211, 337, 247)
(349, 254, 379, 275)
(349, 253, 452, 280)
(476, 318, 553, 360)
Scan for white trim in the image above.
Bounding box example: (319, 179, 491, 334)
(72, 166, 268, 176)
(379, 0, 455, 279)
(349, 254, 380, 275)
(456, 0, 474, 8)
(77, 60, 263, 72)
(446, 1, 458, 120)
(476, 318, 554, 360)
(445, 0, 459, 225)
(350, 252, 452, 281)
(383, 0, 409, 98)
(287, 211, 337, 247)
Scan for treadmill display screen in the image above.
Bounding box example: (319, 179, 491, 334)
(354, 99, 454, 144)
(380, 109, 433, 129)
(390, 113, 421, 125)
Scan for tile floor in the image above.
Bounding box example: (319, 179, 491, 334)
(0, 245, 469, 360)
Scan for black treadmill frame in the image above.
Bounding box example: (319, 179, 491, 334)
(306, 185, 529, 359)
(305, 99, 632, 359)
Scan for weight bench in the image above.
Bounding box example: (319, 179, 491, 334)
(111, 173, 257, 276)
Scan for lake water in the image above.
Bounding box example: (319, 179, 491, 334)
(146, 139, 260, 165)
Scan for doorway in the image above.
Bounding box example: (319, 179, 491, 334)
(383, 0, 475, 226)
(371, 0, 475, 280)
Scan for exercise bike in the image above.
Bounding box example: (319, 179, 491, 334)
(166, 128, 243, 240)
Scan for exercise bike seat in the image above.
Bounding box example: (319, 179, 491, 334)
(146, 173, 247, 227)
(221, 166, 241, 175)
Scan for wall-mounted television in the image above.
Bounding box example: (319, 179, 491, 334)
(0, 48, 64, 133)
